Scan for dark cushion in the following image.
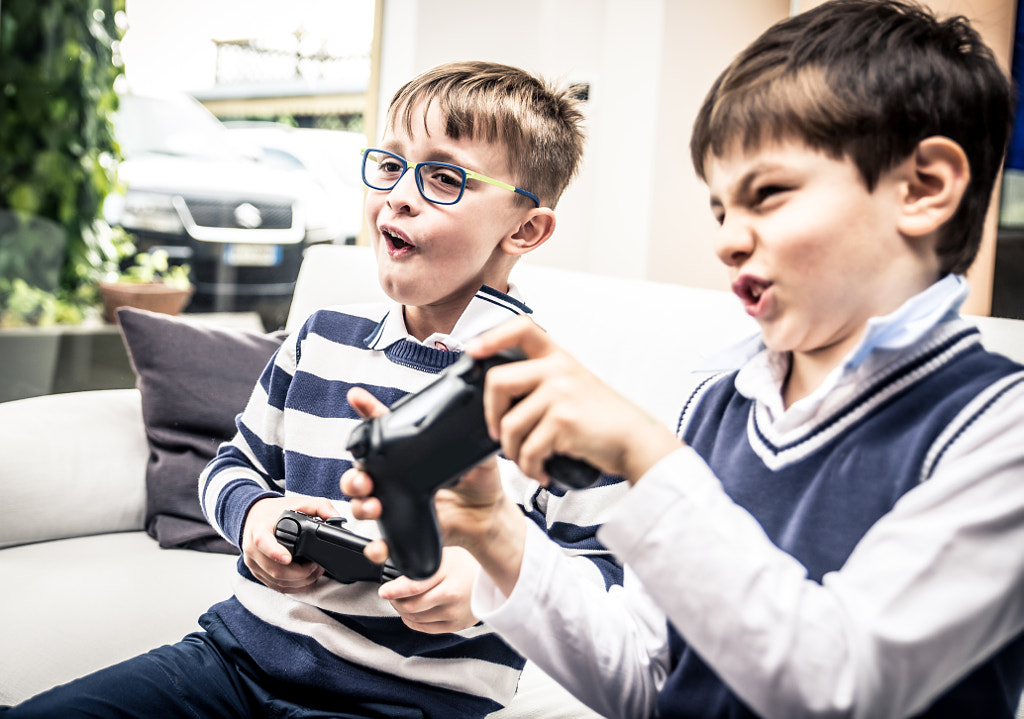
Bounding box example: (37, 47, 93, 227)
(117, 307, 287, 554)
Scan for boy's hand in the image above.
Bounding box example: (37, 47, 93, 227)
(379, 547, 480, 633)
(242, 495, 339, 594)
(343, 387, 511, 554)
(467, 315, 682, 485)
(343, 456, 526, 597)
(344, 386, 527, 596)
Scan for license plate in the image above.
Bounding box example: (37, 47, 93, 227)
(224, 244, 282, 267)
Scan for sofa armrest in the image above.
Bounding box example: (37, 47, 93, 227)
(0, 389, 148, 548)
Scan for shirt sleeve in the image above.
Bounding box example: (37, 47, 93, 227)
(499, 461, 629, 589)
(600, 374, 1024, 719)
(476, 374, 1024, 719)
(472, 520, 670, 719)
(198, 334, 297, 547)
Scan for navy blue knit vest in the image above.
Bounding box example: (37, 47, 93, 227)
(660, 329, 1024, 718)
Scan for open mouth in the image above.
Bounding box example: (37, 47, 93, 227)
(732, 276, 772, 309)
(381, 227, 414, 253)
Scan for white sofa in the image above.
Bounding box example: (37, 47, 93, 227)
(2, 244, 1023, 716)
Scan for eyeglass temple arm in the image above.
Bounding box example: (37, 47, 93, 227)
(466, 170, 540, 207)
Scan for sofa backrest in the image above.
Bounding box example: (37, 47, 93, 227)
(286, 244, 1024, 428)
(285, 244, 759, 426)
(287, 244, 386, 331)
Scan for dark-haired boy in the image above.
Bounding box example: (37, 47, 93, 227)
(346, 2, 1024, 717)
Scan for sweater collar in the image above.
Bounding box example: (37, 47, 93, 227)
(363, 283, 532, 353)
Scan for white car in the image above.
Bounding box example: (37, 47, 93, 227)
(224, 121, 366, 246)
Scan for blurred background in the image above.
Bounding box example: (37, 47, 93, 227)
(1, 0, 1022, 402)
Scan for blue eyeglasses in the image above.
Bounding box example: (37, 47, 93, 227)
(361, 148, 540, 207)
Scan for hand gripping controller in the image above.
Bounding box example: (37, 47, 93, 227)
(274, 510, 401, 583)
(345, 348, 601, 580)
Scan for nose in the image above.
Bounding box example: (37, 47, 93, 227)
(714, 214, 755, 269)
(385, 167, 422, 212)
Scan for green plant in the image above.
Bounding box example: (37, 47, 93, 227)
(0, 278, 92, 327)
(111, 249, 191, 290)
(0, 0, 126, 325)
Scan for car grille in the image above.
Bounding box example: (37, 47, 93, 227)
(180, 197, 293, 230)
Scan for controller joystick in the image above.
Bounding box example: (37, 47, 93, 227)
(346, 348, 600, 580)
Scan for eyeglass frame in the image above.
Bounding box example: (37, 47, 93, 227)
(360, 148, 541, 208)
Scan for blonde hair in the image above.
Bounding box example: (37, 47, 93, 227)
(386, 61, 586, 209)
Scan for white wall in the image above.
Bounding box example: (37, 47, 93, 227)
(374, 0, 789, 291)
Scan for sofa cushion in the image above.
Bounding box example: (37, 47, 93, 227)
(0, 531, 238, 705)
(0, 388, 148, 549)
(117, 307, 287, 554)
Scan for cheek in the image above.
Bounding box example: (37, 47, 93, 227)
(364, 193, 382, 222)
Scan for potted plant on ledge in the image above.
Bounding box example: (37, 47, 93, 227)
(99, 248, 193, 324)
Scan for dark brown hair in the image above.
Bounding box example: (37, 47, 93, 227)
(690, 0, 1013, 274)
(386, 61, 586, 209)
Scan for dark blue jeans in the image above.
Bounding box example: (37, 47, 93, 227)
(1, 613, 424, 719)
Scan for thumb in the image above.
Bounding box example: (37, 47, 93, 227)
(379, 567, 434, 600)
(292, 497, 340, 522)
(347, 386, 390, 419)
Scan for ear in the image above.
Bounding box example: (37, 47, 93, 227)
(896, 136, 970, 239)
(501, 208, 557, 257)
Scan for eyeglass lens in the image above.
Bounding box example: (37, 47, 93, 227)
(363, 151, 466, 205)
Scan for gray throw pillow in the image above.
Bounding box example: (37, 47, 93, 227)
(117, 307, 287, 554)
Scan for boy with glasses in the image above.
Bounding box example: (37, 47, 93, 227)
(4, 61, 623, 718)
(346, 2, 1024, 717)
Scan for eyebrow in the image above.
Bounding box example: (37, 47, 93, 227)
(710, 160, 783, 207)
(376, 143, 471, 170)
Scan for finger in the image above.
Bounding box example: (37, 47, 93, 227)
(466, 317, 558, 440)
(348, 495, 382, 521)
(341, 467, 374, 499)
(298, 496, 341, 522)
(255, 527, 293, 565)
(379, 574, 436, 601)
(347, 386, 390, 419)
(465, 315, 553, 360)
(517, 402, 583, 484)
(246, 554, 322, 589)
(364, 538, 390, 565)
(492, 369, 557, 471)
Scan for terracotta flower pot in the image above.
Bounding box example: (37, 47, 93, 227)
(99, 281, 195, 324)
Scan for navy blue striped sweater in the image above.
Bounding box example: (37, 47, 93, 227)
(199, 301, 624, 717)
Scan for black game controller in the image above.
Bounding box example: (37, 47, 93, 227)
(274, 510, 401, 583)
(346, 348, 600, 580)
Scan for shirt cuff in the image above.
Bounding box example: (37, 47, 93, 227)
(471, 520, 559, 627)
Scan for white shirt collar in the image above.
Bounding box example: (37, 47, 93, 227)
(729, 274, 969, 424)
(364, 283, 531, 352)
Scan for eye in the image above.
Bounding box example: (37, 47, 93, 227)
(753, 184, 789, 206)
(378, 159, 404, 175)
(431, 166, 463, 187)
(421, 164, 465, 197)
(709, 200, 725, 226)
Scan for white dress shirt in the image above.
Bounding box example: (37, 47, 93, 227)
(472, 277, 1024, 719)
